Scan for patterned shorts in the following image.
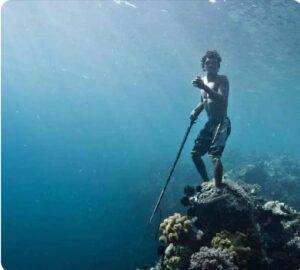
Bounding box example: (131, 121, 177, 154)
(192, 117, 231, 157)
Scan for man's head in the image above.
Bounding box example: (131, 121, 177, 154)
(201, 50, 222, 74)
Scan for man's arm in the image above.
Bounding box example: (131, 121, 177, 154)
(190, 96, 206, 121)
(193, 76, 229, 102)
(193, 98, 206, 115)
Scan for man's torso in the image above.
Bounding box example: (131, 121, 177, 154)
(201, 75, 229, 122)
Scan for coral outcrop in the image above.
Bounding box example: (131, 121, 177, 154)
(139, 176, 300, 270)
(188, 180, 256, 234)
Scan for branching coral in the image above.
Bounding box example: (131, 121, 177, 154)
(189, 247, 238, 270)
(157, 214, 198, 269)
(159, 213, 193, 245)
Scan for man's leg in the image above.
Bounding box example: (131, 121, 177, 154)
(192, 122, 211, 183)
(209, 118, 231, 187)
(191, 151, 209, 182)
(212, 156, 223, 187)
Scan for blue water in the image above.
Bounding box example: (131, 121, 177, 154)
(2, 1, 300, 269)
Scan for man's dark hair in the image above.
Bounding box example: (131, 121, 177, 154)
(201, 50, 222, 70)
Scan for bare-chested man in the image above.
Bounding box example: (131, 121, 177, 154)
(190, 50, 231, 188)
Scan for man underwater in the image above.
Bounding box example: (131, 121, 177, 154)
(190, 50, 231, 188)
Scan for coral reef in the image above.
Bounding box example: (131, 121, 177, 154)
(139, 170, 300, 270)
(189, 247, 238, 270)
(227, 155, 300, 210)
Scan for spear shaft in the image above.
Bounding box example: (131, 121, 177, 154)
(149, 120, 195, 223)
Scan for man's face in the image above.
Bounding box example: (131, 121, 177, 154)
(204, 57, 219, 74)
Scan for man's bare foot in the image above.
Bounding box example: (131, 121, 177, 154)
(212, 177, 223, 188)
(213, 185, 222, 195)
(214, 178, 222, 187)
(203, 177, 210, 182)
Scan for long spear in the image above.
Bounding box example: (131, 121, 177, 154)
(149, 120, 195, 223)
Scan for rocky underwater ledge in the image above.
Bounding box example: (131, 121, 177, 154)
(138, 178, 300, 270)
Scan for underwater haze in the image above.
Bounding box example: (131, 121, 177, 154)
(2, 0, 300, 269)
